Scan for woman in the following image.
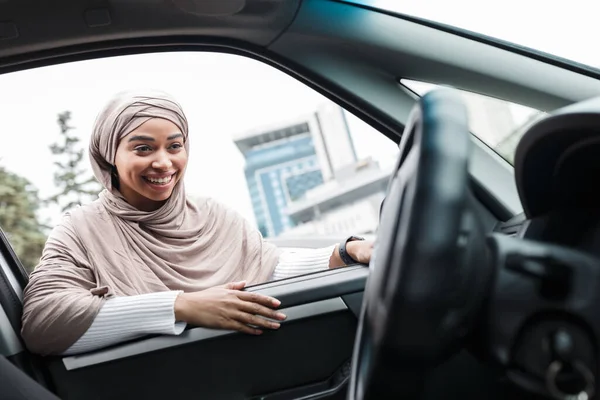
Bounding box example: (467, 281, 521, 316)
(21, 90, 373, 356)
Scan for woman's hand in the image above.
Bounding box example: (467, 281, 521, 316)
(346, 240, 374, 264)
(330, 240, 375, 268)
(174, 281, 286, 335)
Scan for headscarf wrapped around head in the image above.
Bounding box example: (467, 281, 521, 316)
(21, 90, 281, 355)
(89, 90, 189, 191)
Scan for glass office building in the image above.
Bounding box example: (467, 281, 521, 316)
(234, 105, 357, 237)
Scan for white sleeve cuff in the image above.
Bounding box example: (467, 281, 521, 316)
(63, 290, 186, 355)
(271, 245, 336, 281)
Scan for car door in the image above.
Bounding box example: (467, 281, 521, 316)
(0, 227, 368, 400)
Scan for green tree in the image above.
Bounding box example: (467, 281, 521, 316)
(0, 167, 47, 273)
(47, 111, 102, 212)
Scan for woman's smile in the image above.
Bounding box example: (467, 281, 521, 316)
(142, 172, 177, 192)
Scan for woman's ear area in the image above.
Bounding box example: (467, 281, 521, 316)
(111, 165, 120, 190)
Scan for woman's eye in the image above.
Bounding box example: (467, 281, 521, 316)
(134, 145, 152, 153)
(170, 143, 183, 150)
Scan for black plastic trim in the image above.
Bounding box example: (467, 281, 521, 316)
(341, 292, 363, 318)
(493, 213, 528, 238)
(0, 355, 60, 400)
(0, 229, 29, 289)
(0, 229, 27, 335)
(250, 360, 351, 400)
(244, 265, 368, 308)
(0, 267, 21, 335)
(469, 177, 513, 222)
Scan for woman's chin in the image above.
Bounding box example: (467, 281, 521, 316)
(145, 190, 174, 202)
(125, 178, 180, 210)
(138, 184, 175, 203)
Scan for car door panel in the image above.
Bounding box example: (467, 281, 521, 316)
(43, 266, 368, 400)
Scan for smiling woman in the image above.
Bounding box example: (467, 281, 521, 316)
(20, 89, 375, 356)
(114, 119, 188, 211)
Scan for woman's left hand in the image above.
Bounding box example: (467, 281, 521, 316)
(346, 240, 374, 264)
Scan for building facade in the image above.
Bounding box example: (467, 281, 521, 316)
(281, 158, 391, 237)
(233, 104, 358, 237)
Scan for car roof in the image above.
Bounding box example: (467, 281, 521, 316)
(1, 0, 600, 139)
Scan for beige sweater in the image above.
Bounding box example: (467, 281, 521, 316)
(63, 245, 335, 355)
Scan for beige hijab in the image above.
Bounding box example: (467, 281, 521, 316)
(21, 90, 281, 355)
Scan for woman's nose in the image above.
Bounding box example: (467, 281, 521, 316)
(152, 153, 173, 170)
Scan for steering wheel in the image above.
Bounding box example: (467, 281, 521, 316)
(348, 89, 490, 400)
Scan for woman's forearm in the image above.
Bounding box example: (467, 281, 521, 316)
(271, 245, 336, 281)
(62, 291, 186, 355)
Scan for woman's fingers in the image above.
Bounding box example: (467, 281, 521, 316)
(232, 311, 281, 330)
(235, 290, 281, 309)
(236, 299, 287, 321)
(226, 320, 263, 335)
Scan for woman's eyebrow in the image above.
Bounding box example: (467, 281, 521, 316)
(127, 133, 182, 142)
(128, 135, 154, 142)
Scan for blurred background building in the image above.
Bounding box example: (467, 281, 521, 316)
(234, 103, 390, 238)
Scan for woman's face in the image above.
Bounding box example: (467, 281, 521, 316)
(114, 118, 188, 211)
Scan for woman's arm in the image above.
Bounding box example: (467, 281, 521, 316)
(271, 245, 336, 280)
(64, 282, 285, 355)
(271, 240, 373, 280)
(64, 245, 346, 355)
(62, 291, 186, 355)
(63, 241, 373, 355)
(21, 218, 105, 356)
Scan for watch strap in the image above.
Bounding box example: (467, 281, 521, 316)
(339, 235, 365, 265)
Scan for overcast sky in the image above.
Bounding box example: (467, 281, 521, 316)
(1, 2, 597, 227)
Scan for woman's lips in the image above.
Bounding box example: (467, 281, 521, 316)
(142, 173, 176, 190)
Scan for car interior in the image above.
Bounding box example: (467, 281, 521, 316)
(2, 0, 600, 399)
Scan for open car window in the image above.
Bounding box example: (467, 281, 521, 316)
(401, 79, 546, 164)
(0, 52, 398, 275)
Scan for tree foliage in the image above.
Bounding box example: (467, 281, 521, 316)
(47, 111, 102, 212)
(0, 111, 104, 273)
(0, 167, 47, 272)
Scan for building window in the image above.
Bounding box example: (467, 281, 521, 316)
(285, 169, 324, 201)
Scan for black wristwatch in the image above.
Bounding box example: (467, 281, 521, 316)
(339, 235, 365, 265)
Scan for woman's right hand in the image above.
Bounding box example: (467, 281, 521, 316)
(174, 281, 286, 335)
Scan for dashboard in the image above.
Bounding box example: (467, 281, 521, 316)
(484, 95, 600, 399)
(494, 96, 600, 255)
(497, 209, 600, 258)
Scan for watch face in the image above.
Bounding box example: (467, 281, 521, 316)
(350, 236, 365, 242)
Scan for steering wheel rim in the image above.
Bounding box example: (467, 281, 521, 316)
(348, 89, 481, 400)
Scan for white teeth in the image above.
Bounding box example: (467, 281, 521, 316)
(146, 175, 173, 184)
